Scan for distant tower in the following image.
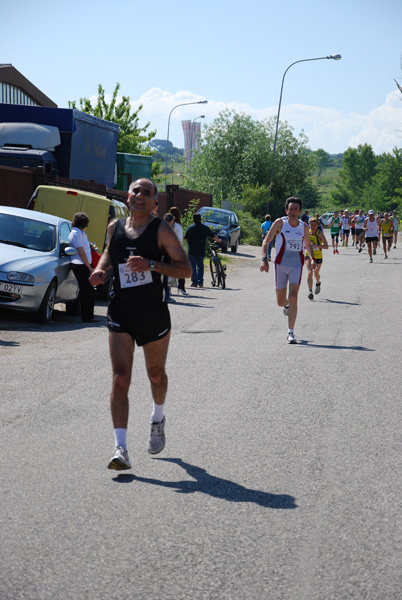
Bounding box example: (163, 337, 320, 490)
(182, 120, 202, 163)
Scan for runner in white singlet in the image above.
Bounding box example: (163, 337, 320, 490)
(260, 197, 316, 345)
(363, 210, 381, 263)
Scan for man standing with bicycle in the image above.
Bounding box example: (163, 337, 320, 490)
(260, 197, 317, 344)
(184, 213, 221, 287)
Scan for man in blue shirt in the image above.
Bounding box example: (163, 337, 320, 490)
(184, 213, 221, 287)
(261, 214, 273, 260)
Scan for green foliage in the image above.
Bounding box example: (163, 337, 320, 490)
(331, 144, 377, 208)
(311, 148, 330, 175)
(149, 139, 184, 161)
(186, 110, 314, 210)
(361, 148, 402, 212)
(69, 83, 156, 155)
(239, 184, 270, 220)
(296, 179, 321, 212)
(237, 210, 262, 246)
(151, 159, 163, 182)
(329, 145, 402, 214)
(181, 198, 201, 233)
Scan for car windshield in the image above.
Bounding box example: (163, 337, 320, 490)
(199, 210, 230, 226)
(0, 214, 56, 252)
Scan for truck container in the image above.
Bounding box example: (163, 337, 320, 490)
(116, 152, 152, 191)
(0, 105, 119, 187)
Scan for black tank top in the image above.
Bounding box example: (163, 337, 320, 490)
(109, 217, 168, 306)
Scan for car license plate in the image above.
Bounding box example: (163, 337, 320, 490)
(0, 282, 23, 294)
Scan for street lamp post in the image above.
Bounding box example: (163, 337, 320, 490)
(189, 114, 205, 174)
(164, 100, 208, 191)
(267, 54, 341, 210)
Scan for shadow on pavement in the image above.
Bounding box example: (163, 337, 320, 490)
(112, 457, 297, 509)
(0, 307, 106, 332)
(297, 340, 374, 351)
(323, 299, 360, 306)
(0, 339, 20, 346)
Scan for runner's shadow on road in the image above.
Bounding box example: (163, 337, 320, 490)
(171, 302, 214, 308)
(321, 299, 360, 306)
(112, 457, 297, 509)
(0, 339, 20, 346)
(297, 340, 374, 351)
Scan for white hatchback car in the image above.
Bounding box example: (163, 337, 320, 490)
(0, 206, 80, 323)
(320, 212, 334, 227)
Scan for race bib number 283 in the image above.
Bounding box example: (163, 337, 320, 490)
(118, 263, 153, 288)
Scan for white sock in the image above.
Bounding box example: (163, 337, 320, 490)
(151, 402, 165, 424)
(114, 428, 127, 449)
(288, 328, 294, 334)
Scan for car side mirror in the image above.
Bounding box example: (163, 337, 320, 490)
(61, 246, 77, 256)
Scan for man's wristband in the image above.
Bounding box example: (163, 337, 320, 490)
(261, 257, 268, 262)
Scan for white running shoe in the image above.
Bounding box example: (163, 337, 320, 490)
(177, 288, 189, 296)
(315, 282, 321, 295)
(283, 304, 290, 316)
(147, 417, 166, 455)
(287, 332, 297, 344)
(108, 446, 132, 470)
(308, 291, 314, 300)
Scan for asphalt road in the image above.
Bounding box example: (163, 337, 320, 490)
(1, 239, 402, 600)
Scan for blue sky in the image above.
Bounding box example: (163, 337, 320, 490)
(1, 0, 402, 154)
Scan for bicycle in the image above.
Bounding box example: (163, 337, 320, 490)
(209, 242, 226, 289)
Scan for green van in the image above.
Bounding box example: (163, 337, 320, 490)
(27, 185, 128, 251)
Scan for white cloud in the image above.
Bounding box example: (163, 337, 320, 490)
(346, 92, 402, 153)
(90, 87, 402, 155)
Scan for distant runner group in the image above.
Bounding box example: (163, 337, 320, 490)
(260, 201, 400, 345)
(327, 208, 399, 262)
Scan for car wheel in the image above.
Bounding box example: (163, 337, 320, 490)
(35, 281, 57, 324)
(65, 293, 81, 316)
(231, 238, 239, 253)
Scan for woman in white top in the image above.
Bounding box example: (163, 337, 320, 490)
(169, 207, 188, 295)
(68, 212, 98, 323)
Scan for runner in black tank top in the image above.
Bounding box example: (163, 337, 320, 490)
(109, 217, 169, 307)
(88, 178, 192, 471)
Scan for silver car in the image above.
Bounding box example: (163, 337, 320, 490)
(0, 206, 80, 323)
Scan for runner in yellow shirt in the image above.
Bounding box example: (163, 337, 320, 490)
(305, 218, 329, 300)
(380, 213, 393, 258)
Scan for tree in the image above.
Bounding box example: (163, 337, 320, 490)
(312, 148, 330, 175)
(239, 184, 270, 220)
(186, 110, 315, 219)
(361, 148, 402, 212)
(331, 144, 378, 208)
(296, 179, 321, 212)
(330, 144, 402, 213)
(69, 83, 156, 155)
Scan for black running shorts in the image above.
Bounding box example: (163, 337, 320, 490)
(107, 300, 171, 346)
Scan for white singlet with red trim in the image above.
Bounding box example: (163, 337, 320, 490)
(274, 217, 305, 267)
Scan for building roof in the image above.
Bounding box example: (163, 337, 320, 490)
(0, 64, 57, 108)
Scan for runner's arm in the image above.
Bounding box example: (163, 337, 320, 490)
(262, 218, 282, 251)
(88, 219, 117, 286)
(126, 221, 192, 278)
(318, 230, 329, 249)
